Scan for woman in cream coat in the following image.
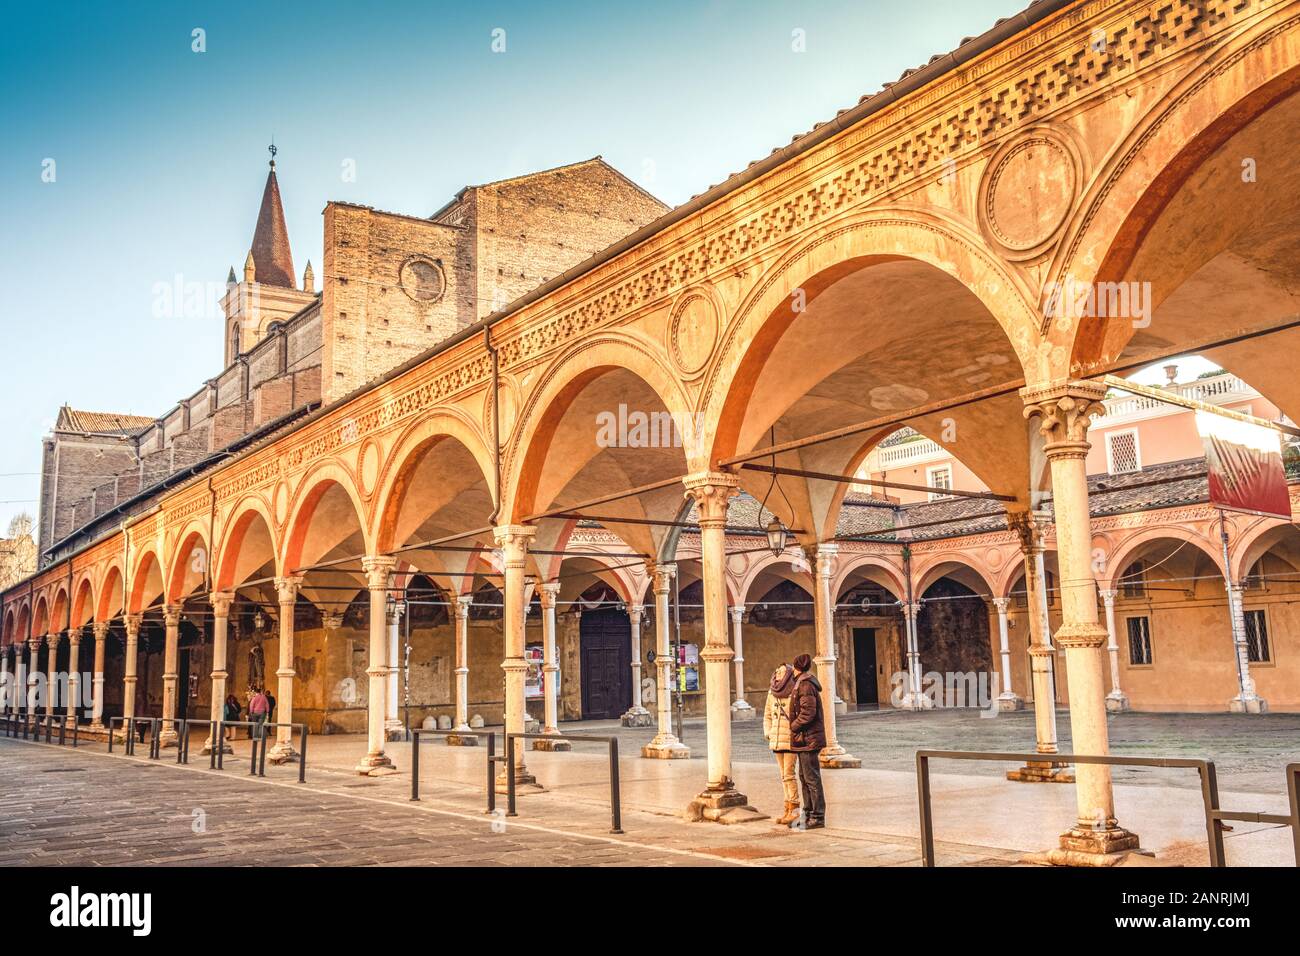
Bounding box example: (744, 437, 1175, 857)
(763, 663, 801, 825)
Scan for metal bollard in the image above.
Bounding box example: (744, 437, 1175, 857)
(298, 726, 308, 784)
(411, 730, 421, 801)
(608, 738, 623, 834)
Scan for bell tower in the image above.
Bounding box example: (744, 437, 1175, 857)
(221, 145, 317, 367)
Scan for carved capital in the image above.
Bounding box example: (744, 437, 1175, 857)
(210, 590, 235, 618)
(92, 622, 111, 641)
(538, 582, 561, 610)
(455, 594, 473, 620)
(124, 614, 143, 639)
(728, 605, 745, 625)
(650, 562, 677, 595)
(321, 612, 345, 631)
(1098, 589, 1117, 606)
(682, 472, 739, 527)
(162, 605, 183, 629)
(1021, 380, 1107, 456)
(492, 525, 536, 566)
(361, 555, 397, 591)
(275, 576, 303, 608)
(1007, 509, 1046, 555)
(992, 597, 1010, 614)
(386, 600, 406, 626)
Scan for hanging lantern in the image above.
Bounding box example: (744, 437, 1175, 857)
(765, 516, 786, 556)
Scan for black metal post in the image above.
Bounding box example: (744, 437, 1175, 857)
(917, 753, 934, 866)
(1200, 761, 1226, 868)
(486, 732, 497, 815)
(298, 726, 308, 784)
(215, 720, 224, 769)
(411, 730, 420, 801)
(609, 738, 623, 834)
(1287, 763, 1300, 867)
(506, 733, 517, 817)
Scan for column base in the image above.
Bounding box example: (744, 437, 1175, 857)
(1006, 759, 1075, 783)
(267, 741, 299, 764)
(620, 707, 653, 728)
(445, 730, 479, 747)
(158, 730, 179, 749)
(532, 731, 571, 752)
(1105, 691, 1131, 713)
(684, 783, 767, 824)
(199, 738, 234, 756)
(833, 697, 847, 716)
(495, 767, 544, 795)
(898, 692, 934, 711)
(355, 752, 398, 776)
(384, 721, 406, 742)
(819, 746, 862, 769)
(729, 700, 757, 721)
(996, 693, 1024, 712)
(641, 733, 691, 759)
(1229, 695, 1268, 714)
(1057, 823, 1141, 856)
(1023, 847, 1156, 867)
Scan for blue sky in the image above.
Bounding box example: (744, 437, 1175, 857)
(0, 0, 1097, 533)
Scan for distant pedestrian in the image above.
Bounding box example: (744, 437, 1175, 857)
(223, 694, 241, 741)
(265, 688, 277, 727)
(248, 687, 269, 739)
(788, 653, 826, 830)
(764, 663, 800, 826)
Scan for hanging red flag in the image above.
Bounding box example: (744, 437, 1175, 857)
(1196, 412, 1292, 519)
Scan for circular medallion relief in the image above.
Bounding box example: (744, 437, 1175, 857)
(669, 289, 720, 376)
(273, 481, 289, 527)
(398, 256, 446, 303)
(979, 129, 1082, 260)
(359, 439, 381, 498)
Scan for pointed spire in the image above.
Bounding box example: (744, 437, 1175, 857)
(249, 144, 295, 288)
(302, 260, 315, 294)
(227, 266, 237, 287)
(244, 250, 256, 284)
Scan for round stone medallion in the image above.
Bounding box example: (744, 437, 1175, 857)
(980, 130, 1081, 260)
(398, 255, 446, 303)
(668, 289, 719, 376)
(359, 439, 381, 498)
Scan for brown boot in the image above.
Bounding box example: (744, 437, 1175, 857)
(776, 801, 800, 826)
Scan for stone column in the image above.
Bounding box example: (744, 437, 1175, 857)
(356, 557, 397, 774)
(533, 582, 570, 751)
(1098, 590, 1131, 712)
(727, 606, 757, 720)
(643, 563, 689, 759)
(620, 603, 653, 726)
(495, 525, 539, 790)
(898, 602, 931, 709)
(992, 598, 1022, 711)
(1006, 513, 1071, 782)
(44, 633, 58, 718)
(683, 473, 762, 822)
(385, 599, 405, 739)
(10, 646, 23, 716)
(202, 592, 234, 755)
(268, 576, 302, 762)
(66, 628, 82, 726)
(809, 544, 860, 767)
(159, 606, 182, 747)
(122, 614, 141, 733)
(25, 637, 41, 714)
(447, 594, 477, 745)
(90, 622, 108, 728)
(0, 651, 10, 715)
(1023, 382, 1138, 858)
(1227, 584, 1267, 713)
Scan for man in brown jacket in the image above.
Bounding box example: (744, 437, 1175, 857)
(788, 653, 826, 829)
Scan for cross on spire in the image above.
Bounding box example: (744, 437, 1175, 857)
(268, 140, 277, 169)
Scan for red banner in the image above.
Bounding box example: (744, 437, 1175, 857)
(1196, 412, 1292, 519)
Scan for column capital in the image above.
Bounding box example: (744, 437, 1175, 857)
(361, 555, 397, 590)
(1020, 380, 1107, 455)
(804, 542, 838, 578)
(92, 621, 111, 641)
(210, 590, 235, 617)
(650, 562, 677, 594)
(992, 597, 1010, 613)
(321, 611, 345, 631)
(455, 594, 473, 619)
(492, 525, 536, 562)
(628, 602, 644, 623)
(124, 613, 143, 638)
(274, 575, 303, 607)
(162, 605, 183, 628)
(67, 629, 82, 648)
(728, 605, 745, 624)
(682, 472, 739, 526)
(1007, 509, 1048, 555)
(538, 582, 561, 610)
(44, 632, 58, 648)
(903, 602, 922, 621)
(1098, 588, 1117, 605)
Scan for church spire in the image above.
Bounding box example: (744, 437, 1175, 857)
(249, 143, 295, 288)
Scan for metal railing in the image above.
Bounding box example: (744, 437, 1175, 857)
(504, 732, 623, 834)
(213, 720, 308, 783)
(107, 717, 162, 757)
(409, 728, 497, 813)
(916, 749, 1300, 867)
(0, 713, 80, 747)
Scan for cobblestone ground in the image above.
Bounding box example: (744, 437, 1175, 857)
(0, 738, 733, 867)
(597, 707, 1300, 793)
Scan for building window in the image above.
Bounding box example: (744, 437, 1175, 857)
(1106, 429, 1141, 474)
(1244, 609, 1271, 663)
(1126, 616, 1153, 666)
(1243, 558, 1267, 591)
(927, 465, 952, 501)
(1120, 560, 1146, 599)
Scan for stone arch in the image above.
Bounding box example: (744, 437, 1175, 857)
(215, 496, 280, 592)
(1099, 527, 1223, 593)
(736, 551, 815, 605)
(702, 209, 1041, 469)
(31, 594, 50, 638)
(504, 333, 695, 522)
(1056, 22, 1300, 376)
(372, 409, 497, 555)
(832, 552, 907, 603)
(97, 563, 125, 621)
(128, 546, 165, 614)
(70, 574, 95, 628)
(1229, 516, 1299, 585)
(281, 462, 373, 575)
(913, 555, 998, 599)
(167, 523, 211, 605)
(49, 585, 70, 635)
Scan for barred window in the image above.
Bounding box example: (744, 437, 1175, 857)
(1106, 429, 1140, 474)
(927, 465, 952, 501)
(1120, 560, 1146, 599)
(1126, 616, 1152, 666)
(1244, 609, 1271, 663)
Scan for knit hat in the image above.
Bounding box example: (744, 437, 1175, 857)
(793, 653, 812, 673)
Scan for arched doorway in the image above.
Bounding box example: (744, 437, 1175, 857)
(578, 584, 629, 720)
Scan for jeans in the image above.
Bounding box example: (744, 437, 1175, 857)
(774, 751, 799, 804)
(796, 750, 825, 821)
